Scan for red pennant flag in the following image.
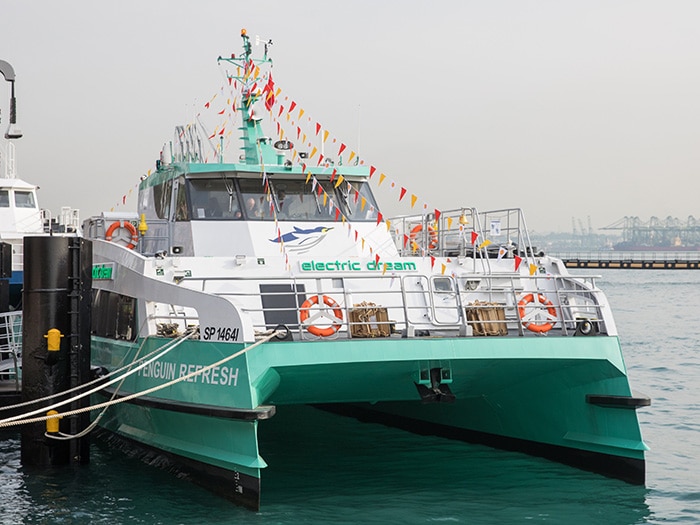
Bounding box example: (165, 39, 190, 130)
(289, 101, 297, 113)
(354, 189, 359, 203)
(315, 122, 321, 135)
(296, 127, 301, 139)
(317, 154, 324, 166)
(338, 143, 347, 156)
(430, 256, 436, 269)
(471, 231, 479, 244)
(434, 209, 441, 222)
(329, 169, 337, 183)
(122, 195, 126, 205)
(278, 105, 284, 118)
(334, 207, 340, 221)
(218, 127, 225, 135)
(375, 254, 381, 266)
(369, 165, 377, 178)
(205, 101, 210, 108)
(208, 133, 215, 139)
(317, 184, 323, 196)
(514, 255, 523, 271)
(399, 187, 407, 201)
(403, 234, 409, 248)
(218, 109, 225, 115)
(376, 211, 383, 225)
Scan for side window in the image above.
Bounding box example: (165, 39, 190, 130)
(14, 191, 36, 208)
(174, 176, 189, 221)
(0, 190, 9, 207)
(153, 180, 173, 219)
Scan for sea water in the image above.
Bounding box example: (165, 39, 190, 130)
(1, 270, 698, 524)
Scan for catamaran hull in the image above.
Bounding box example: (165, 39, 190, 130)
(92, 332, 646, 508)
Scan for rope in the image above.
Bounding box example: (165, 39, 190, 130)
(0, 315, 157, 413)
(0, 331, 194, 425)
(0, 330, 279, 429)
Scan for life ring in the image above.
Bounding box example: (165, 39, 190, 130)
(105, 220, 139, 250)
(409, 224, 438, 251)
(299, 295, 343, 337)
(518, 293, 557, 333)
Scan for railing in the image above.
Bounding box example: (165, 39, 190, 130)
(151, 271, 610, 342)
(0, 310, 22, 391)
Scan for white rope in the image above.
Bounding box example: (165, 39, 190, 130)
(0, 331, 279, 429)
(0, 331, 195, 425)
(0, 315, 158, 413)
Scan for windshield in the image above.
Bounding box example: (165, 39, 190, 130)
(187, 175, 380, 222)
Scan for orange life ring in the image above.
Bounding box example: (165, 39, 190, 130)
(518, 293, 557, 333)
(299, 295, 343, 337)
(105, 220, 139, 250)
(409, 224, 438, 251)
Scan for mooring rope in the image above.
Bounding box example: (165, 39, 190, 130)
(0, 330, 279, 429)
(0, 331, 195, 425)
(0, 315, 158, 413)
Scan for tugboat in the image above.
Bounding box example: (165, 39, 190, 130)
(82, 30, 649, 510)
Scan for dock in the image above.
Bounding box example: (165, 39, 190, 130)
(552, 251, 700, 270)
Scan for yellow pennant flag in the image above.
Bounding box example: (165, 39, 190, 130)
(361, 238, 365, 250)
(323, 130, 329, 143)
(299, 108, 305, 119)
(478, 239, 492, 250)
(254, 66, 260, 78)
(447, 217, 453, 230)
(323, 193, 328, 206)
(379, 173, 386, 186)
(310, 146, 317, 159)
(275, 87, 281, 97)
(410, 195, 418, 208)
(360, 197, 367, 211)
(305, 171, 311, 184)
(385, 219, 391, 231)
(382, 263, 388, 275)
(334, 175, 345, 188)
(529, 264, 538, 275)
(348, 151, 356, 163)
(441, 263, 446, 275)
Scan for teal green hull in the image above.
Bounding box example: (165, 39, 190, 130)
(92, 333, 647, 507)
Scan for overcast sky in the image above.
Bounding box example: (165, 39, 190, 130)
(2, 1, 699, 233)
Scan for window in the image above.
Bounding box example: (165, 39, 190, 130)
(153, 180, 173, 219)
(174, 176, 189, 221)
(14, 191, 36, 208)
(189, 177, 242, 220)
(92, 289, 137, 341)
(337, 181, 379, 222)
(0, 190, 9, 207)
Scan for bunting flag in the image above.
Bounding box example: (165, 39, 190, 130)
(529, 264, 538, 276)
(471, 231, 479, 244)
(514, 255, 523, 271)
(410, 195, 418, 208)
(376, 211, 383, 225)
(399, 187, 407, 201)
(315, 122, 321, 135)
(430, 256, 436, 269)
(369, 166, 377, 178)
(378, 173, 387, 186)
(478, 239, 492, 250)
(497, 247, 507, 260)
(338, 143, 347, 156)
(441, 263, 447, 275)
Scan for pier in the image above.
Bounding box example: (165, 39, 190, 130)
(552, 251, 700, 270)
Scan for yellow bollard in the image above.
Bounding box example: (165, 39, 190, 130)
(44, 328, 63, 352)
(46, 410, 61, 434)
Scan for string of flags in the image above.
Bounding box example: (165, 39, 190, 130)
(112, 60, 538, 276)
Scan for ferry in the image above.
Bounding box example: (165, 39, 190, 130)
(82, 30, 649, 510)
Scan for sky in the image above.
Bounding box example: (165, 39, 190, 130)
(1, 0, 699, 234)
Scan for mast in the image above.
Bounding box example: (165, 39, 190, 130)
(217, 29, 277, 167)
